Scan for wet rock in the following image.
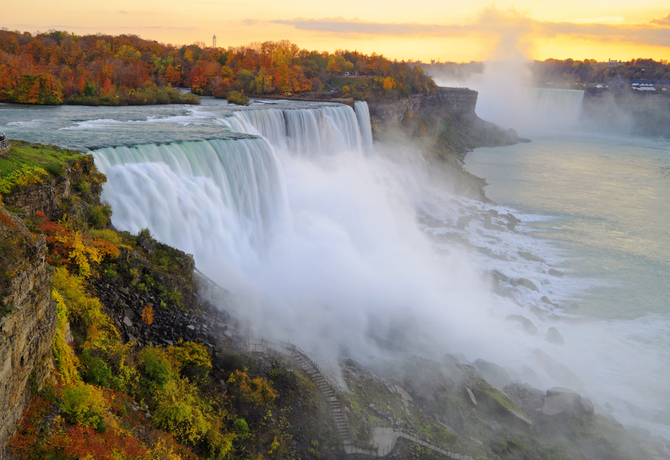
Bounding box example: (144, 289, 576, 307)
(542, 388, 580, 416)
(542, 387, 594, 417)
(506, 315, 538, 335)
(442, 353, 461, 366)
(533, 349, 582, 387)
(394, 385, 413, 403)
(504, 214, 519, 231)
(517, 278, 538, 291)
(465, 386, 478, 406)
(580, 397, 595, 415)
(137, 235, 157, 253)
(546, 327, 565, 345)
(548, 269, 564, 277)
(473, 359, 513, 389)
(518, 251, 545, 263)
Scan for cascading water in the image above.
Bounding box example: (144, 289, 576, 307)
(532, 88, 584, 128)
(93, 138, 290, 269)
(218, 103, 366, 156)
(355, 101, 374, 152)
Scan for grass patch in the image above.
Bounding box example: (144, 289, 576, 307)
(0, 140, 82, 180)
(329, 76, 373, 89)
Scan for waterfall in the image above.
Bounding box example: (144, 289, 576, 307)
(92, 102, 376, 269)
(93, 138, 289, 267)
(532, 88, 584, 128)
(355, 101, 374, 152)
(217, 104, 367, 156)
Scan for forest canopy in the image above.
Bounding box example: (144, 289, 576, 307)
(0, 30, 437, 105)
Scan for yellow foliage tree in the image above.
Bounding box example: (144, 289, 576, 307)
(152, 377, 213, 444)
(52, 289, 80, 385)
(58, 231, 103, 277)
(383, 76, 396, 91)
(228, 370, 277, 406)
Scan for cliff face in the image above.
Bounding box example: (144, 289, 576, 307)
(0, 212, 55, 452)
(2, 155, 103, 222)
(367, 87, 478, 131)
(366, 87, 518, 201)
(0, 153, 104, 454)
(582, 89, 670, 137)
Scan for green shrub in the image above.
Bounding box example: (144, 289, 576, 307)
(168, 341, 212, 381)
(152, 377, 212, 444)
(0, 165, 49, 194)
(60, 380, 110, 430)
(227, 91, 249, 106)
(80, 350, 112, 388)
(87, 204, 111, 229)
(139, 346, 174, 387)
(77, 180, 91, 197)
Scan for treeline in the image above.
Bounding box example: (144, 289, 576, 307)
(531, 58, 670, 87)
(419, 58, 670, 88)
(0, 30, 437, 105)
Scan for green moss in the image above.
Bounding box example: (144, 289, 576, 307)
(0, 300, 14, 318)
(0, 140, 81, 180)
(483, 387, 525, 416)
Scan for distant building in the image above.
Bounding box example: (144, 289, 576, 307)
(213, 35, 216, 48)
(631, 79, 656, 91)
(605, 59, 622, 68)
(609, 76, 627, 90)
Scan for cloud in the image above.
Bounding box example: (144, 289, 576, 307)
(273, 17, 467, 37)
(273, 8, 670, 49)
(544, 22, 670, 47)
(651, 13, 670, 26)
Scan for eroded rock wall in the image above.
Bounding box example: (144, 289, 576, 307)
(2, 155, 103, 221)
(0, 213, 55, 453)
(367, 87, 478, 131)
(0, 154, 103, 454)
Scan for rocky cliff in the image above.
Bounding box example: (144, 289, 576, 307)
(0, 148, 105, 455)
(367, 87, 479, 131)
(367, 87, 520, 201)
(0, 211, 55, 453)
(2, 153, 104, 222)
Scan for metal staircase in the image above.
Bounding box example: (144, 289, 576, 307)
(250, 336, 472, 459)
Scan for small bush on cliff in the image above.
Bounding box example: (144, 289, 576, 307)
(167, 340, 212, 382)
(227, 90, 249, 106)
(61, 380, 110, 430)
(0, 165, 49, 195)
(88, 204, 112, 228)
(139, 345, 175, 388)
(152, 377, 215, 445)
(51, 289, 80, 385)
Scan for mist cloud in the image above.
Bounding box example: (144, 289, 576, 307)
(274, 8, 670, 49)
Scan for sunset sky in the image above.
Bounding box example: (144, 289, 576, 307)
(5, 0, 670, 62)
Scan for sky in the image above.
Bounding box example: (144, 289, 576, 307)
(4, 0, 670, 62)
